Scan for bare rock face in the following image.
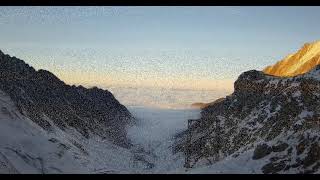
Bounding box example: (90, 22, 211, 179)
(252, 144, 272, 160)
(177, 65, 320, 173)
(0, 50, 134, 148)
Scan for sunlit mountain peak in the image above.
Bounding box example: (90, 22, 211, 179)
(263, 40, 320, 77)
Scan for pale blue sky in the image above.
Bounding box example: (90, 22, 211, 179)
(1, 6, 320, 89)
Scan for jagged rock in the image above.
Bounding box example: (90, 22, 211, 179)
(262, 161, 286, 174)
(176, 64, 320, 173)
(272, 143, 289, 152)
(252, 144, 272, 160)
(303, 143, 320, 168)
(0, 50, 134, 147)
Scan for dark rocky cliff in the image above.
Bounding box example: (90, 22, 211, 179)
(0, 50, 134, 148)
(176, 65, 320, 173)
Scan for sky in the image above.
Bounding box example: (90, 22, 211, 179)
(1, 6, 320, 91)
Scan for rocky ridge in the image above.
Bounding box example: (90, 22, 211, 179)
(0, 50, 134, 147)
(176, 65, 320, 173)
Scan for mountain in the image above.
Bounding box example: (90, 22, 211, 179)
(0, 50, 140, 173)
(263, 40, 320, 77)
(0, 50, 134, 147)
(175, 65, 320, 173)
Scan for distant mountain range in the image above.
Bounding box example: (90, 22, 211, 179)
(264, 40, 320, 77)
(179, 41, 320, 173)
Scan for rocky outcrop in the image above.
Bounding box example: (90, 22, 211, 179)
(176, 65, 320, 173)
(0, 50, 134, 148)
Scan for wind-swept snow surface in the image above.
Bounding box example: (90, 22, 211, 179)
(0, 90, 141, 174)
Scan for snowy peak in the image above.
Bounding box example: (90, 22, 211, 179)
(263, 40, 320, 77)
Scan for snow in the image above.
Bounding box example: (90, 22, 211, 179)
(2, 81, 319, 173)
(124, 105, 276, 174)
(171, 150, 265, 174)
(292, 90, 301, 98)
(0, 90, 87, 173)
(268, 79, 280, 87)
(304, 66, 320, 80)
(0, 89, 204, 174)
(287, 41, 320, 75)
(298, 109, 314, 119)
(0, 90, 143, 174)
(126, 106, 200, 173)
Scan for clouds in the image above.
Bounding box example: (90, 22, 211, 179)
(110, 86, 233, 109)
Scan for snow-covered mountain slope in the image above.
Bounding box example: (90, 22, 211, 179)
(0, 90, 201, 174)
(264, 40, 320, 77)
(0, 50, 133, 148)
(0, 89, 87, 173)
(175, 65, 320, 174)
(0, 50, 148, 174)
(0, 89, 146, 173)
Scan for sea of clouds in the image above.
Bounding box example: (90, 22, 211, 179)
(108, 86, 233, 109)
